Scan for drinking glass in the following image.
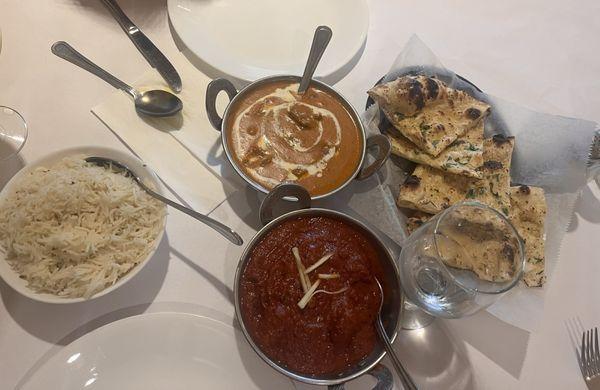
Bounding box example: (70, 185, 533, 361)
(0, 106, 28, 161)
(399, 201, 525, 328)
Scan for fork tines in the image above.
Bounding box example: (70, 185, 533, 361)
(582, 327, 600, 379)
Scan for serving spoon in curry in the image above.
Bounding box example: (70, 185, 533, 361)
(85, 156, 243, 246)
(51, 41, 182, 117)
(297, 26, 333, 94)
(374, 278, 419, 390)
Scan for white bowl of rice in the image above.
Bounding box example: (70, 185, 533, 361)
(0, 146, 167, 303)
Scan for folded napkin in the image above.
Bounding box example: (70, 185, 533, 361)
(92, 53, 239, 215)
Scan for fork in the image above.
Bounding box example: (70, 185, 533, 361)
(581, 328, 600, 389)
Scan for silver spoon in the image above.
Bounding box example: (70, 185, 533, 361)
(297, 26, 332, 94)
(374, 278, 419, 390)
(85, 156, 243, 246)
(51, 41, 182, 117)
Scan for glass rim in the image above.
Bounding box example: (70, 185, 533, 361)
(432, 200, 526, 295)
(0, 105, 28, 161)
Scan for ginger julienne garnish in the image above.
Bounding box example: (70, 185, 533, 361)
(318, 273, 340, 279)
(292, 247, 311, 293)
(297, 279, 321, 309)
(304, 253, 334, 273)
(292, 248, 347, 309)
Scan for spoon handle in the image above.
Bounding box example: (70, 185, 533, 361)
(298, 26, 332, 94)
(51, 41, 136, 97)
(136, 180, 244, 246)
(376, 317, 419, 390)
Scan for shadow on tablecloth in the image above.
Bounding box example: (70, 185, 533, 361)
(443, 311, 530, 380)
(390, 320, 476, 390)
(170, 246, 234, 303)
(375, 311, 529, 389)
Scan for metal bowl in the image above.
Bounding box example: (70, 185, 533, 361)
(205, 75, 391, 200)
(233, 183, 402, 388)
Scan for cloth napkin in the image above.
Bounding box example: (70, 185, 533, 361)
(92, 53, 239, 215)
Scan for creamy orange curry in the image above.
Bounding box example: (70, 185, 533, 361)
(225, 81, 362, 196)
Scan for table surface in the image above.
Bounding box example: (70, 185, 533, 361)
(1, 1, 599, 389)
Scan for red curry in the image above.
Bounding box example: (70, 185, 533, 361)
(239, 215, 384, 375)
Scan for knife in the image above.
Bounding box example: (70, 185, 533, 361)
(100, 0, 182, 93)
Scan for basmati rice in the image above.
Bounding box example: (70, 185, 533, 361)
(0, 156, 166, 298)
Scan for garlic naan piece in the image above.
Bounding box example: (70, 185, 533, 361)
(508, 185, 547, 287)
(397, 136, 514, 215)
(369, 75, 490, 157)
(388, 121, 484, 178)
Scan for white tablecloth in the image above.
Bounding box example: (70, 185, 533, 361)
(0, 1, 599, 389)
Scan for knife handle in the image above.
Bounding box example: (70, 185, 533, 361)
(100, 0, 137, 33)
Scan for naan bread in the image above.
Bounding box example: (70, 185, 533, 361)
(368, 75, 490, 156)
(436, 209, 520, 283)
(407, 206, 519, 283)
(397, 136, 514, 214)
(388, 121, 484, 178)
(405, 211, 433, 235)
(508, 185, 547, 287)
(401, 183, 547, 287)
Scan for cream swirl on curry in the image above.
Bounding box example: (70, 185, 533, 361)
(226, 81, 362, 196)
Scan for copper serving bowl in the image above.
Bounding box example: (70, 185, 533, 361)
(233, 183, 403, 388)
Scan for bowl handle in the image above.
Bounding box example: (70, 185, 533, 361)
(205, 78, 238, 131)
(259, 183, 311, 225)
(327, 363, 393, 390)
(356, 134, 391, 180)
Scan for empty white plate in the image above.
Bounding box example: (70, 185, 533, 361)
(19, 311, 294, 389)
(168, 0, 369, 82)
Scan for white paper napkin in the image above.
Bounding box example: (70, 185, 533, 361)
(92, 53, 239, 215)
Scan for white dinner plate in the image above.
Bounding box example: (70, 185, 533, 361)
(19, 311, 294, 390)
(168, 0, 369, 82)
(0, 146, 166, 304)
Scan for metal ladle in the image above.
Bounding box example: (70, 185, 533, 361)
(85, 156, 243, 246)
(297, 26, 332, 94)
(374, 278, 419, 390)
(51, 41, 182, 117)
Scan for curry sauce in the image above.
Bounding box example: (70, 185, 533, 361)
(226, 81, 362, 196)
(239, 216, 384, 375)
